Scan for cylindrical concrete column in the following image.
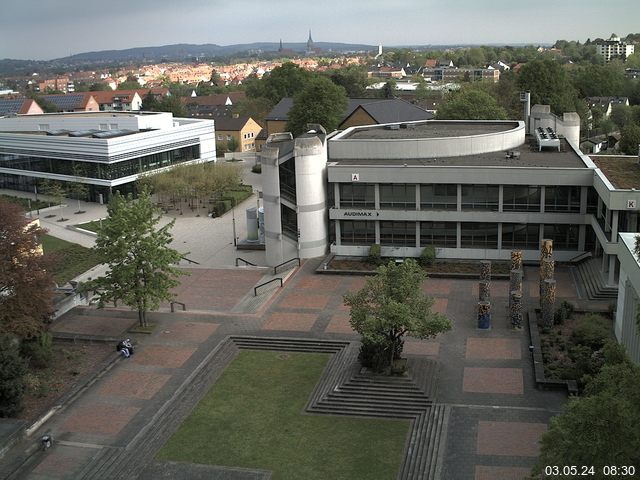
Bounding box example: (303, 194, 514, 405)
(261, 145, 284, 267)
(510, 291, 523, 329)
(510, 250, 523, 272)
(479, 280, 490, 302)
(246, 207, 258, 242)
(539, 257, 555, 305)
(480, 260, 491, 282)
(509, 268, 523, 310)
(477, 301, 491, 329)
(540, 238, 553, 260)
(542, 278, 556, 328)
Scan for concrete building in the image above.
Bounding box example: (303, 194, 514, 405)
(596, 35, 635, 63)
(615, 233, 640, 364)
(257, 101, 640, 303)
(0, 111, 215, 201)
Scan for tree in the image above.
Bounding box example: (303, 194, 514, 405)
(329, 65, 369, 97)
(436, 88, 508, 120)
(618, 124, 640, 155)
(610, 105, 634, 129)
(286, 76, 348, 136)
(344, 259, 452, 373)
(517, 58, 580, 115)
(248, 62, 312, 105)
(69, 165, 89, 214)
(141, 91, 160, 111)
(157, 95, 186, 117)
(226, 136, 239, 153)
(533, 361, 640, 478)
(86, 189, 186, 327)
(382, 80, 397, 99)
(0, 200, 53, 339)
(0, 334, 28, 417)
(41, 181, 67, 220)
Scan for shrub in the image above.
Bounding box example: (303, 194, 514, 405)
(367, 244, 382, 266)
(21, 332, 53, 369)
(358, 338, 404, 374)
(554, 300, 574, 325)
(419, 245, 436, 267)
(251, 163, 262, 174)
(0, 334, 28, 417)
(571, 314, 612, 350)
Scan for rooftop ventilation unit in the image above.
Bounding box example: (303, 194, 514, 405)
(68, 130, 99, 137)
(535, 126, 560, 152)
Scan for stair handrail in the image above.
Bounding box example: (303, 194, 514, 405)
(254, 277, 283, 296)
(273, 257, 300, 275)
(236, 257, 257, 267)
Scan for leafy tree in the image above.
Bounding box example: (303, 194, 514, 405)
(117, 80, 141, 90)
(41, 181, 67, 220)
(141, 91, 160, 111)
(235, 96, 273, 126)
(86, 189, 186, 327)
(226, 136, 239, 153)
(533, 360, 640, 478)
(344, 259, 451, 373)
(618, 124, 640, 155)
(0, 200, 53, 339)
(382, 80, 397, 99)
(517, 58, 580, 115)
(248, 62, 312, 105)
(31, 95, 58, 113)
(610, 105, 634, 129)
(157, 95, 186, 117)
(69, 165, 89, 214)
(89, 82, 112, 91)
(0, 334, 28, 417)
(286, 76, 348, 136)
(329, 65, 369, 97)
(569, 63, 626, 97)
(436, 88, 508, 120)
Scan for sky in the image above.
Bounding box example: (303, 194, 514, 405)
(1, 0, 639, 60)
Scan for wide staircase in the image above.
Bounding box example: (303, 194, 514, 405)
(573, 257, 618, 301)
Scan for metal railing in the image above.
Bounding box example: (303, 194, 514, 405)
(180, 256, 200, 265)
(273, 257, 300, 275)
(236, 257, 257, 267)
(170, 301, 186, 312)
(254, 278, 283, 296)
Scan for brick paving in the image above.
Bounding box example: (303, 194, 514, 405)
(463, 367, 524, 395)
(7, 261, 584, 480)
(465, 338, 521, 360)
(476, 421, 547, 457)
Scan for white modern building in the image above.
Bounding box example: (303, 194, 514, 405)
(259, 103, 640, 298)
(0, 111, 216, 201)
(596, 35, 635, 63)
(615, 233, 640, 364)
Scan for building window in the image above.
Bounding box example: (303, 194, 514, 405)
(545, 186, 581, 212)
(281, 204, 298, 240)
(226, 135, 231, 141)
(502, 223, 540, 249)
(587, 187, 598, 214)
(279, 158, 296, 203)
(217, 135, 223, 141)
(544, 224, 579, 250)
(380, 221, 415, 246)
(461, 185, 499, 211)
(420, 184, 457, 210)
(420, 222, 456, 247)
(461, 222, 498, 248)
(503, 185, 541, 212)
(339, 183, 375, 208)
(340, 220, 376, 245)
(380, 184, 416, 209)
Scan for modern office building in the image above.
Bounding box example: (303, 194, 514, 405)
(0, 111, 216, 201)
(259, 104, 640, 296)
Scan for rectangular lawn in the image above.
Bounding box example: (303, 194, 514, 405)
(157, 350, 410, 480)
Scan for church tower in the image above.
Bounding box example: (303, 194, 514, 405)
(306, 29, 315, 54)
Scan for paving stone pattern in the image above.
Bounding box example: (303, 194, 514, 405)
(3, 260, 582, 480)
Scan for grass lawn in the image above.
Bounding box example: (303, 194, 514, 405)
(157, 350, 410, 480)
(74, 220, 101, 233)
(41, 234, 103, 284)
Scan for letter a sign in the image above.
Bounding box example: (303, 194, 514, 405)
(351, 173, 360, 181)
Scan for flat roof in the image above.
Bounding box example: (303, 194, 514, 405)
(341, 121, 519, 140)
(591, 155, 640, 189)
(330, 137, 587, 169)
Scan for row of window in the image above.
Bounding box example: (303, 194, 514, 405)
(338, 184, 585, 213)
(0, 145, 200, 181)
(339, 220, 579, 250)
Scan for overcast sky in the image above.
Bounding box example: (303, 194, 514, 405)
(1, 0, 639, 60)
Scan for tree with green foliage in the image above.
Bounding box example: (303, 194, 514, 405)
(156, 95, 186, 117)
(69, 165, 89, 214)
(610, 105, 634, 129)
(328, 65, 369, 97)
(533, 359, 640, 478)
(41, 181, 67, 220)
(436, 88, 508, 120)
(286, 76, 347, 136)
(0, 334, 28, 417)
(381, 80, 397, 99)
(517, 58, 580, 115)
(0, 200, 53, 339)
(618, 124, 640, 155)
(226, 136, 239, 153)
(344, 259, 451, 373)
(247, 62, 312, 105)
(141, 91, 160, 111)
(86, 189, 186, 327)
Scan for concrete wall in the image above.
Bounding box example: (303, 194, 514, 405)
(616, 233, 640, 364)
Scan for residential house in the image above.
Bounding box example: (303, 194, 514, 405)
(585, 96, 630, 117)
(183, 92, 246, 117)
(0, 98, 44, 116)
(215, 115, 262, 153)
(596, 35, 635, 63)
(90, 91, 143, 111)
(40, 93, 99, 112)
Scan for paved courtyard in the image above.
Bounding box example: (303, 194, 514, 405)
(0, 257, 578, 480)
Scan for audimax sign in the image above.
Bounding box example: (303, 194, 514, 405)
(342, 210, 380, 217)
